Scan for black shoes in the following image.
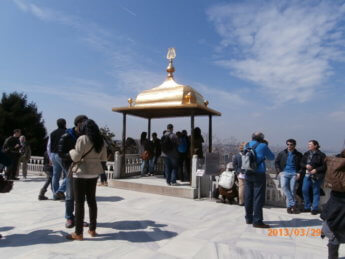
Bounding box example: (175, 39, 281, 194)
(38, 195, 48, 200)
(55, 192, 65, 200)
(253, 222, 270, 228)
(311, 210, 319, 215)
(287, 206, 300, 214)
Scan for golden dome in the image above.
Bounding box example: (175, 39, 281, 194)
(134, 48, 206, 107)
(112, 48, 221, 118)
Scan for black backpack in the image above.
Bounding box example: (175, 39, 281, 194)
(161, 134, 174, 153)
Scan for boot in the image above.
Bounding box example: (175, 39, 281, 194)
(38, 189, 48, 200)
(38, 195, 48, 200)
(328, 243, 339, 259)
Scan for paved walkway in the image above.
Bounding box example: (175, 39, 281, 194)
(0, 174, 343, 258)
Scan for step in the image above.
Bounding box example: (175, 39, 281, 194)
(108, 178, 197, 199)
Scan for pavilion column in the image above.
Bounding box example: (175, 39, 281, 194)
(190, 113, 195, 183)
(121, 112, 127, 178)
(148, 118, 151, 141)
(208, 115, 212, 153)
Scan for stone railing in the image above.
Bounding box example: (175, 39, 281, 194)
(28, 156, 44, 174)
(27, 152, 164, 179)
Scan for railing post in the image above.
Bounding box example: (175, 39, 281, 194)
(113, 151, 122, 179)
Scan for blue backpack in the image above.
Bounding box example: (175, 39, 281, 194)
(178, 136, 188, 153)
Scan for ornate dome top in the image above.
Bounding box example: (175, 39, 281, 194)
(132, 48, 207, 107)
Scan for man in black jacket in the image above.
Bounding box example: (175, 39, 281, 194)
(48, 118, 66, 199)
(2, 129, 21, 180)
(58, 115, 88, 228)
(275, 139, 302, 214)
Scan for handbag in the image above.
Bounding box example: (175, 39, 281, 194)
(140, 150, 150, 161)
(68, 146, 94, 177)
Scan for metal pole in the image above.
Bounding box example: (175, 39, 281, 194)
(148, 118, 151, 141)
(121, 113, 127, 178)
(209, 115, 212, 153)
(190, 113, 195, 183)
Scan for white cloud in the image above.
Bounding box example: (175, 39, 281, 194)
(193, 82, 247, 107)
(207, 0, 345, 103)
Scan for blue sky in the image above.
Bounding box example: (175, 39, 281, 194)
(1, 0, 345, 152)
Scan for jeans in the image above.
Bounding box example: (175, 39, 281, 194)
(141, 160, 149, 176)
(164, 156, 177, 184)
(51, 153, 64, 194)
(281, 172, 297, 208)
(65, 176, 74, 220)
(244, 173, 266, 224)
(302, 175, 322, 211)
(73, 177, 98, 235)
(149, 156, 157, 174)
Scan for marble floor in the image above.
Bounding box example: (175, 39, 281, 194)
(0, 174, 343, 259)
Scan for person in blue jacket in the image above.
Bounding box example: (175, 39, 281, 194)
(244, 132, 275, 228)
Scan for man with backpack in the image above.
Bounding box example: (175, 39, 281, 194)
(243, 132, 275, 228)
(58, 115, 88, 228)
(161, 124, 178, 186)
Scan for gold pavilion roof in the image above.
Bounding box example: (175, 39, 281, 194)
(112, 48, 221, 119)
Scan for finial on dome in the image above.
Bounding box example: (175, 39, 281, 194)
(166, 47, 176, 78)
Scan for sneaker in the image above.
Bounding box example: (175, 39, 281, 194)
(66, 232, 83, 241)
(38, 195, 48, 200)
(287, 207, 293, 214)
(88, 230, 97, 237)
(291, 206, 300, 214)
(253, 223, 270, 228)
(65, 219, 75, 228)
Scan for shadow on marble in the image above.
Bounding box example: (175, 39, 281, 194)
(96, 227, 178, 243)
(22, 177, 46, 183)
(265, 218, 322, 228)
(0, 226, 14, 232)
(96, 196, 124, 202)
(0, 230, 69, 247)
(98, 220, 166, 230)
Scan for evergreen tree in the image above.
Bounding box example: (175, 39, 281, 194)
(0, 92, 47, 155)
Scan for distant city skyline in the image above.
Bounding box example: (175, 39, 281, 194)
(1, 0, 344, 152)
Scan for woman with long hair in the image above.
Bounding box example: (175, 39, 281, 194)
(139, 132, 152, 176)
(66, 119, 107, 240)
(301, 140, 326, 215)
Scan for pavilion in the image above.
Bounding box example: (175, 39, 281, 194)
(112, 48, 221, 179)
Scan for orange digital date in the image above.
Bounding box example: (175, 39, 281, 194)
(267, 228, 321, 237)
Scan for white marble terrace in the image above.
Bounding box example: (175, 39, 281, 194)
(0, 158, 343, 258)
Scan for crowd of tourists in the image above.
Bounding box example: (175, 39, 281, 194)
(1, 122, 345, 258)
(228, 133, 345, 258)
(139, 123, 204, 186)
